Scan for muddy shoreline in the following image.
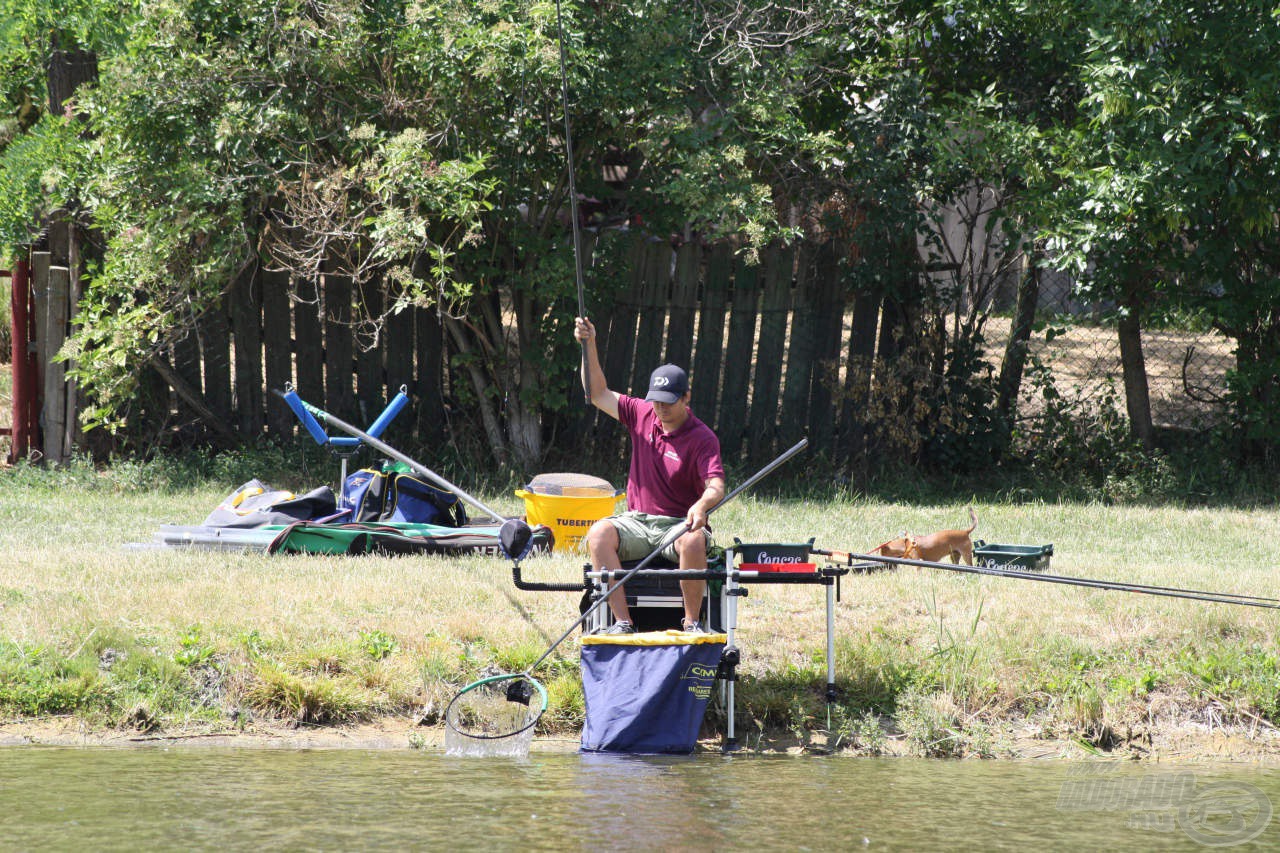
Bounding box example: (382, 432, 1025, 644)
(5, 716, 1280, 764)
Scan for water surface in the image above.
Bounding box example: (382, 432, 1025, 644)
(2, 747, 1276, 850)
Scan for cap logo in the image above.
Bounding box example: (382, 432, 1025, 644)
(653, 377, 670, 387)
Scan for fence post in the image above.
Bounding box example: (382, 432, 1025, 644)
(9, 258, 37, 461)
(355, 271, 385, 418)
(414, 305, 445, 447)
(601, 235, 644, 394)
(262, 264, 295, 436)
(807, 241, 845, 456)
(664, 241, 699, 370)
(200, 300, 232, 419)
(747, 243, 794, 464)
(718, 251, 761, 459)
(780, 243, 816, 451)
(41, 264, 70, 462)
(323, 249, 356, 422)
(229, 261, 264, 437)
(630, 238, 669, 394)
(839, 286, 882, 469)
(691, 243, 731, 431)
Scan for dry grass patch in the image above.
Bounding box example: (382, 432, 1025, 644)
(3, 483, 1280, 751)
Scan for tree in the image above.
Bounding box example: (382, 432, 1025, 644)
(0, 0, 127, 252)
(1046, 0, 1280, 461)
(788, 1, 1086, 468)
(5, 0, 1274, 471)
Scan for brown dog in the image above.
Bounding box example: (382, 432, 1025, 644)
(870, 532, 913, 559)
(901, 507, 978, 565)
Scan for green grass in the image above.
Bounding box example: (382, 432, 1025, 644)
(0, 454, 1278, 755)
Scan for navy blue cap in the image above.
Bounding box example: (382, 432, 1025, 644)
(645, 364, 689, 403)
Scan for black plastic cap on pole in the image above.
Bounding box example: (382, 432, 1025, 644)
(500, 518, 535, 562)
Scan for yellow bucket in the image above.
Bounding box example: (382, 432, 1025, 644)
(515, 488, 626, 553)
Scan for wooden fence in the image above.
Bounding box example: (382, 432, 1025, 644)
(18, 227, 1237, 471)
(14, 231, 891, 468)
(151, 253, 452, 456)
(587, 235, 865, 468)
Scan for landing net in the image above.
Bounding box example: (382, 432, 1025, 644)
(444, 674, 547, 758)
(445, 724, 536, 757)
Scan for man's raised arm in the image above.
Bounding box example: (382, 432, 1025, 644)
(574, 316, 620, 420)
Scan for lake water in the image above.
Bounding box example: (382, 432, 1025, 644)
(2, 747, 1276, 850)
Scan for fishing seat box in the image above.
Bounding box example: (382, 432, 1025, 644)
(581, 556, 724, 633)
(580, 631, 725, 754)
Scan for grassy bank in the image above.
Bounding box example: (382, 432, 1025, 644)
(1, 456, 1279, 758)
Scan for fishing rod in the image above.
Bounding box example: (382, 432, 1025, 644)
(445, 438, 810, 744)
(825, 550, 1280, 610)
(275, 388, 507, 524)
(553, 0, 585, 319)
(553, 0, 591, 404)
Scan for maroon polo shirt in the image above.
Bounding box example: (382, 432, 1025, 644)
(617, 394, 725, 517)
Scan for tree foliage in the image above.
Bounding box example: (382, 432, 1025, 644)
(1046, 0, 1280, 457)
(1, 0, 1278, 467)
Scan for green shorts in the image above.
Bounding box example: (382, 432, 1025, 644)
(610, 511, 714, 564)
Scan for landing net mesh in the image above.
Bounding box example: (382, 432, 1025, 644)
(444, 675, 545, 758)
(444, 724, 536, 758)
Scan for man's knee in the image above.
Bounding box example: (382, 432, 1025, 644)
(674, 530, 708, 560)
(585, 519, 620, 555)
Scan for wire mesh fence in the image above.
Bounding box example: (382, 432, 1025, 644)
(988, 268, 1235, 431)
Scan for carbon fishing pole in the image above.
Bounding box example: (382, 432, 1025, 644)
(827, 550, 1280, 610)
(444, 438, 810, 742)
(553, 0, 586, 319)
(553, 0, 591, 404)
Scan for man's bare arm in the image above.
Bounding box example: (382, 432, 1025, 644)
(574, 317, 620, 420)
(686, 476, 726, 532)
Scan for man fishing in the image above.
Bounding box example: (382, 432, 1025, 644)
(574, 317, 726, 634)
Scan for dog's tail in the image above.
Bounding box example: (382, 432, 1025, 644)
(965, 506, 977, 533)
(870, 531, 910, 555)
